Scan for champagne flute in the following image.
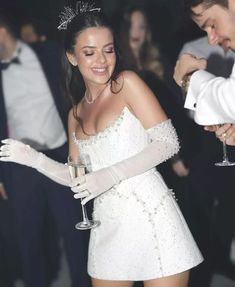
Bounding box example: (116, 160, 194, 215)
(215, 125, 235, 166)
(67, 155, 100, 230)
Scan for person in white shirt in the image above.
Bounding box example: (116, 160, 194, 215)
(173, 0, 235, 144)
(0, 15, 91, 287)
(178, 35, 235, 287)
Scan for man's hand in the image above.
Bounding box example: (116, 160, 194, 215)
(205, 124, 235, 146)
(0, 183, 8, 200)
(174, 54, 207, 86)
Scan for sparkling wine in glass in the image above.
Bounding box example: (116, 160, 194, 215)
(67, 155, 100, 230)
(215, 125, 235, 167)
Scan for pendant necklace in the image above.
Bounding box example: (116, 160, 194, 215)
(84, 85, 108, 105)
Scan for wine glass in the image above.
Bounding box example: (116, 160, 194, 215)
(67, 155, 100, 230)
(215, 125, 235, 166)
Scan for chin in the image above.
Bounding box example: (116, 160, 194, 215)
(95, 77, 111, 85)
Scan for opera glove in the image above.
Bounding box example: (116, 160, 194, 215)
(0, 139, 71, 186)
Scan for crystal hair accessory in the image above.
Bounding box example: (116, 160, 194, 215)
(57, 1, 101, 30)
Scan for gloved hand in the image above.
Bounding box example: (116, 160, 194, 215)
(0, 139, 40, 167)
(71, 119, 179, 204)
(0, 139, 71, 186)
(71, 166, 120, 205)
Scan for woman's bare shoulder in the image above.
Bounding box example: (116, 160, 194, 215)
(119, 70, 140, 82)
(113, 70, 142, 93)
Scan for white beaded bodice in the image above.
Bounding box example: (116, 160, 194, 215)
(73, 106, 175, 171)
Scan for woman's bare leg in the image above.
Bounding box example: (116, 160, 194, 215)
(144, 271, 189, 287)
(92, 270, 189, 287)
(92, 278, 134, 287)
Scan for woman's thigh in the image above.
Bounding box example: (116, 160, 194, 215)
(144, 271, 189, 287)
(92, 278, 134, 287)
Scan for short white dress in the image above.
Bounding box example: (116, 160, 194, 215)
(74, 106, 203, 281)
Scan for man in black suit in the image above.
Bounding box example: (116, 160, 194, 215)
(0, 16, 90, 287)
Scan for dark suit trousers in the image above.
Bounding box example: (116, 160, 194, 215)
(2, 144, 91, 287)
(0, 198, 22, 287)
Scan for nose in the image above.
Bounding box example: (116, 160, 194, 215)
(97, 52, 106, 64)
(207, 27, 219, 45)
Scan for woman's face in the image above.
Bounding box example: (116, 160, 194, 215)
(129, 10, 148, 52)
(67, 27, 116, 86)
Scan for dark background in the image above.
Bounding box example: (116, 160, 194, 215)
(0, 0, 205, 65)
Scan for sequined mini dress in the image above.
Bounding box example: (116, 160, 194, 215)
(73, 107, 203, 281)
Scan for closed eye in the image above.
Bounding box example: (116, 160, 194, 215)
(84, 51, 94, 56)
(105, 48, 115, 53)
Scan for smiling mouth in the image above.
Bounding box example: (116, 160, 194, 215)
(91, 67, 108, 74)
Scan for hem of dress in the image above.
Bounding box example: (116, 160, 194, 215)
(88, 257, 204, 281)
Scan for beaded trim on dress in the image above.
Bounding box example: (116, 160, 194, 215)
(72, 106, 173, 144)
(72, 107, 129, 144)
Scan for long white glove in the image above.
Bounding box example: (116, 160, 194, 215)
(0, 139, 71, 186)
(71, 119, 179, 204)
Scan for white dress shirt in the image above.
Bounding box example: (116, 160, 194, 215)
(2, 41, 67, 150)
(180, 36, 235, 125)
(184, 64, 235, 125)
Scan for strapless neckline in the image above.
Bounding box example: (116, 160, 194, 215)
(73, 106, 133, 144)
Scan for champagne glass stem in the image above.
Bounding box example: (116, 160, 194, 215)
(81, 201, 89, 223)
(68, 155, 100, 229)
(222, 133, 229, 162)
(214, 126, 235, 166)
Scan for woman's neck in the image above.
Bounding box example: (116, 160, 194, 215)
(84, 83, 109, 105)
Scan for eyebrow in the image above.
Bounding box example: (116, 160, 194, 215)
(201, 19, 209, 30)
(81, 42, 114, 49)
(194, 17, 210, 30)
(192, 11, 203, 17)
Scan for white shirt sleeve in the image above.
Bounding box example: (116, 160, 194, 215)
(184, 63, 235, 125)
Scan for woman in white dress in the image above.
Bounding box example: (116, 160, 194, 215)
(0, 3, 203, 287)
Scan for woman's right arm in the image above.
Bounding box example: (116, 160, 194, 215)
(0, 109, 79, 187)
(0, 138, 71, 186)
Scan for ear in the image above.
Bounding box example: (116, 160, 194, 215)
(66, 52, 78, 66)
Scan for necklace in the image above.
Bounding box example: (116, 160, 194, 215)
(84, 90, 95, 104)
(84, 85, 108, 105)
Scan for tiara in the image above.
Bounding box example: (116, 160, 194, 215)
(57, 1, 101, 30)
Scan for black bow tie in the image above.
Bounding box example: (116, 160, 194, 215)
(0, 57, 21, 70)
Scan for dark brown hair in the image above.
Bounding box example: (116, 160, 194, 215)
(184, 0, 228, 16)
